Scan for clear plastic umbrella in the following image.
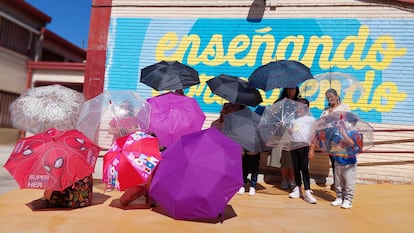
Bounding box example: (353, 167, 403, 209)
(257, 98, 315, 150)
(76, 90, 145, 144)
(311, 111, 374, 157)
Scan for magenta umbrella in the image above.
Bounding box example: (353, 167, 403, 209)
(137, 92, 206, 148)
(149, 127, 243, 221)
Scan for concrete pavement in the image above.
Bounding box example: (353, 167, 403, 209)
(1, 144, 413, 233)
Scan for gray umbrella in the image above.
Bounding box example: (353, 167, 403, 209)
(140, 60, 200, 91)
(222, 108, 267, 153)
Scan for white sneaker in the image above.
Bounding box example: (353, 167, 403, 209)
(248, 187, 256, 196)
(331, 198, 343, 206)
(304, 190, 317, 204)
(289, 186, 300, 198)
(341, 200, 352, 209)
(238, 187, 245, 195)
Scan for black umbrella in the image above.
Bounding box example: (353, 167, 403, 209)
(247, 60, 313, 91)
(223, 108, 267, 153)
(207, 74, 263, 107)
(140, 60, 200, 91)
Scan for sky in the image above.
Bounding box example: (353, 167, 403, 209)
(25, 0, 92, 49)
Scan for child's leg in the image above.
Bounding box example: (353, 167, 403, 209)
(120, 186, 146, 206)
(242, 155, 249, 186)
(249, 154, 261, 188)
(334, 162, 344, 199)
(290, 149, 301, 188)
(299, 147, 311, 190)
(343, 164, 356, 202)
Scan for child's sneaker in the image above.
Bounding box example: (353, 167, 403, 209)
(304, 190, 317, 204)
(289, 186, 300, 198)
(248, 187, 256, 196)
(331, 198, 343, 206)
(341, 200, 352, 209)
(238, 187, 245, 195)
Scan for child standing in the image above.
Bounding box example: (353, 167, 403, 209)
(328, 112, 362, 209)
(238, 149, 260, 196)
(288, 98, 317, 204)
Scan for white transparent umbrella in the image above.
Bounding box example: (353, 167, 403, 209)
(76, 90, 145, 143)
(10, 84, 85, 134)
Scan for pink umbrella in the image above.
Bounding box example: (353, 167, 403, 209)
(137, 92, 206, 148)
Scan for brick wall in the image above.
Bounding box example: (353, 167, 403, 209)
(99, 0, 414, 184)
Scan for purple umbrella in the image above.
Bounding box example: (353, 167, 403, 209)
(137, 92, 206, 148)
(149, 127, 243, 220)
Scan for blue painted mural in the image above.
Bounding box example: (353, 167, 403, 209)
(105, 18, 414, 124)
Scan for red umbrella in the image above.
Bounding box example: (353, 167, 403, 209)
(3, 128, 100, 191)
(103, 131, 162, 191)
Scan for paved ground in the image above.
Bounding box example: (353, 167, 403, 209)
(1, 144, 413, 233)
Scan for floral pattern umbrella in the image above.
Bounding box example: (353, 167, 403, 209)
(10, 84, 85, 134)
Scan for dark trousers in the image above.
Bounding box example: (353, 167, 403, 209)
(242, 153, 260, 188)
(291, 146, 311, 190)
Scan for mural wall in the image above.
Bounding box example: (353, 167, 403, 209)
(105, 18, 414, 125)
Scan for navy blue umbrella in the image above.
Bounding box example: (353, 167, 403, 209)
(247, 60, 313, 91)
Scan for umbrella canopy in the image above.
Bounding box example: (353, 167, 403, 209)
(76, 90, 145, 143)
(10, 84, 85, 134)
(311, 111, 374, 157)
(257, 98, 314, 150)
(140, 60, 200, 91)
(103, 131, 161, 191)
(222, 108, 266, 153)
(3, 128, 100, 191)
(247, 60, 313, 91)
(149, 127, 243, 220)
(314, 72, 365, 96)
(207, 74, 263, 107)
(136, 92, 206, 148)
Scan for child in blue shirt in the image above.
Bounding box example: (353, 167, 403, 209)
(329, 113, 362, 209)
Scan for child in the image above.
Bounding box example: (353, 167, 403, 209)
(288, 98, 317, 204)
(329, 112, 362, 209)
(238, 149, 260, 196)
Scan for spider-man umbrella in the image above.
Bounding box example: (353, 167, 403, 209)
(103, 131, 161, 191)
(3, 128, 100, 191)
(149, 127, 243, 220)
(137, 92, 206, 148)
